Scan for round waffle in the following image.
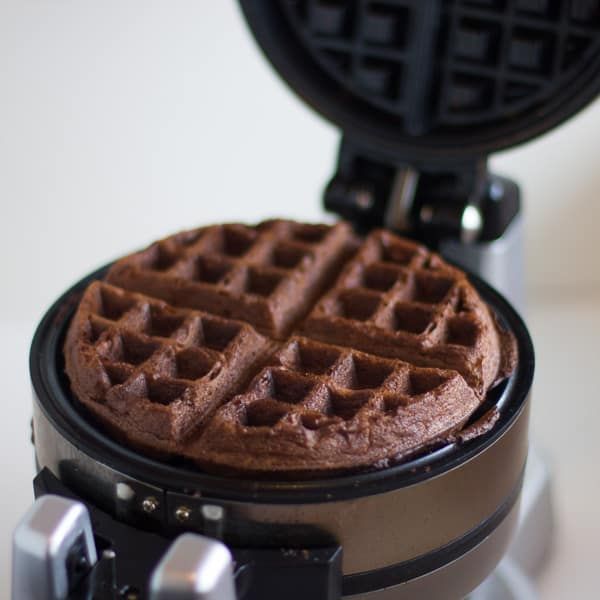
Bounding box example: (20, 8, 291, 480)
(64, 220, 516, 478)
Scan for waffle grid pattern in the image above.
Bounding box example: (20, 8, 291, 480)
(69, 282, 267, 441)
(279, 0, 600, 128)
(107, 220, 352, 337)
(440, 0, 600, 122)
(238, 336, 457, 431)
(302, 230, 487, 388)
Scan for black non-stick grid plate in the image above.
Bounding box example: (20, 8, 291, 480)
(240, 0, 600, 161)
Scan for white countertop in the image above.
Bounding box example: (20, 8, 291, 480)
(527, 289, 600, 600)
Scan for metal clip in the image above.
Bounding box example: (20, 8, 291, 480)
(12, 494, 97, 600)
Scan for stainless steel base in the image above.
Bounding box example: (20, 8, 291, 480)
(32, 392, 530, 581)
(345, 444, 554, 599)
(347, 498, 521, 600)
(506, 446, 555, 577)
(12, 453, 553, 600)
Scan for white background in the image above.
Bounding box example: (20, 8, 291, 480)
(0, 2, 599, 598)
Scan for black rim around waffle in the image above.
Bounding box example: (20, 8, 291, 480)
(30, 263, 534, 504)
(239, 0, 600, 162)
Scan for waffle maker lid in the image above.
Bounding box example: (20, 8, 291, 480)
(239, 0, 600, 165)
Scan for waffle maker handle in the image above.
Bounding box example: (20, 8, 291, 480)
(12, 493, 238, 600)
(12, 467, 343, 600)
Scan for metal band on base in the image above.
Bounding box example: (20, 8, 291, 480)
(32, 389, 530, 577)
(344, 470, 523, 597)
(346, 497, 521, 599)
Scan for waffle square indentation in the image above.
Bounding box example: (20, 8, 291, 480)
(445, 315, 480, 347)
(412, 272, 456, 304)
(361, 262, 405, 292)
(509, 29, 555, 73)
(215, 225, 258, 257)
(200, 318, 242, 352)
(254, 369, 317, 405)
(143, 243, 181, 272)
(392, 304, 435, 335)
(270, 242, 313, 269)
(335, 290, 382, 321)
(185, 255, 234, 284)
(329, 388, 374, 420)
(346, 354, 395, 390)
(98, 286, 138, 321)
(103, 362, 133, 386)
(245, 267, 285, 297)
(278, 339, 342, 375)
(363, 3, 410, 47)
(144, 305, 186, 338)
(146, 378, 190, 406)
(456, 18, 500, 63)
(175, 347, 218, 381)
(308, 1, 350, 37)
(97, 332, 159, 366)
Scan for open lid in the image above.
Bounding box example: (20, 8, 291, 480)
(239, 0, 600, 166)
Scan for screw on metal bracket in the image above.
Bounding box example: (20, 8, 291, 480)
(175, 506, 192, 523)
(142, 497, 160, 514)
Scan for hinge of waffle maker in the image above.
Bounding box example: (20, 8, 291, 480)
(324, 138, 520, 249)
(324, 138, 524, 309)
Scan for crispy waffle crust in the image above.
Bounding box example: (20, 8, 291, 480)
(64, 220, 517, 478)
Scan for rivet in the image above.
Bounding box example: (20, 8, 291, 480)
(116, 483, 135, 502)
(201, 504, 224, 521)
(142, 496, 159, 514)
(175, 505, 192, 523)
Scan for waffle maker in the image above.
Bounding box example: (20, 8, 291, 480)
(12, 1, 600, 599)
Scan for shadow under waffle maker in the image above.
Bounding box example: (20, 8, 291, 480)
(12, 1, 600, 599)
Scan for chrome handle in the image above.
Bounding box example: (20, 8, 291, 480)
(12, 495, 97, 600)
(149, 532, 237, 600)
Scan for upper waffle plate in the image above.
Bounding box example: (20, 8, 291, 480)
(240, 0, 600, 160)
(64, 220, 516, 478)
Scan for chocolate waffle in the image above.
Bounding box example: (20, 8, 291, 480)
(64, 220, 516, 477)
